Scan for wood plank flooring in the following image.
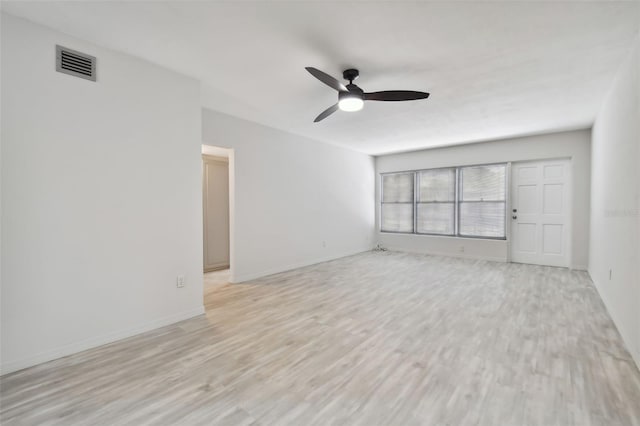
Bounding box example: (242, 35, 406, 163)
(2, 251, 640, 425)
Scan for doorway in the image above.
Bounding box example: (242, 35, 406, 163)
(510, 159, 571, 267)
(202, 145, 233, 309)
(202, 150, 230, 272)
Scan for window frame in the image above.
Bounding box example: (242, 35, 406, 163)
(380, 171, 416, 234)
(415, 167, 457, 237)
(380, 162, 507, 240)
(457, 164, 507, 239)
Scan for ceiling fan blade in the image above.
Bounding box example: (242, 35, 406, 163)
(364, 91, 430, 101)
(314, 103, 339, 122)
(306, 67, 348, 92)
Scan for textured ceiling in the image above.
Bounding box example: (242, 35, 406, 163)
(2, 1, 639, 155)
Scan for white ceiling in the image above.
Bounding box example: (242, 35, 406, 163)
(3, 1, 639, 155)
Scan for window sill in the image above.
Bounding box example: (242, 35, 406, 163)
(379, 231, 507, 241)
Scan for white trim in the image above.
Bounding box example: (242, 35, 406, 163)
(0, 306, 205, 376)
(505, 162, 513, 263)
(231, 249, 373, 283)
(383, 247, 507, 263)
(588, 271, 640, 371)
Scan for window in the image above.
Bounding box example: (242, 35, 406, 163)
(380, 163, 506, 239)
(417, 168, 455, 235)
(458, 165, 506, 238)
(381, 172, 414, 233)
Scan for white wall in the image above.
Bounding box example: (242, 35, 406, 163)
(589, 37, 640, 367)
(202, 109, 375, 282)
(376, 130, 591, 268)
(1, 14, 204, 374)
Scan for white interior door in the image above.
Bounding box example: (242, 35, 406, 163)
(203, 156, 230, 272)
(511, 160, 570, 267)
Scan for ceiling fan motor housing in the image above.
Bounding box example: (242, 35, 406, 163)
(343, 68, 360, 83)
(341, 84, 364, 100)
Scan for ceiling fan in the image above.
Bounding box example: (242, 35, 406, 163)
(305, 67, 430, 122)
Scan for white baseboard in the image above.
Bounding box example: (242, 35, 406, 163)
(587, 270, 640, 371)
(231, 247, 373, 283)
(384, 246, 507, 263)
(0, 305, 205, 376)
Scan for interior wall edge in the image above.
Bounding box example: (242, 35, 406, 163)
(587, 34, 640, 371)
(0, 306, 205, 376)
(588, 269, 640, 370)
(231, 249, 374, 283)
(373, 126, 593, 158)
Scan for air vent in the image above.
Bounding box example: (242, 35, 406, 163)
(56, 45, 96, 82)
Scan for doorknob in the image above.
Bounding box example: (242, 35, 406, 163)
(512, 215, 518, 220)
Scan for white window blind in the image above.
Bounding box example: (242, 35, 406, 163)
(458, 164, 506, 238)
(416, 168, 455, 235)
(381, 172, 414, 233)
(380, 163, 507, 239)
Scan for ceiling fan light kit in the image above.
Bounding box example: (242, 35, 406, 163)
(338, 93, 364, 112)
(305, 66, 430, 122)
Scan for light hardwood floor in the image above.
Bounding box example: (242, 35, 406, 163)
(2, 251, 640, 425)
(204, 268, 231, 289)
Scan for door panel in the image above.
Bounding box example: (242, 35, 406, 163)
(543, 164, 563, 179)
(518, 185, 538, 214)
(543, 184, 563, 214)
(542, 224, 563, 254)
(517, 223, 537, 252)
(511, 160, 570, 267)
(518, 166, 538, 180)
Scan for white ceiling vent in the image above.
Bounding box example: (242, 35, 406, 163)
(56, 45, 96, 82)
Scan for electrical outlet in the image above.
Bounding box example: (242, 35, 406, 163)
(322, 240, 326, 248)
(176, 275, 185, 288)
(459, 246, 465, 253)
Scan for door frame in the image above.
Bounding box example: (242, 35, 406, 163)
(507, 157, 573, 268)
(202, 154, 230, 273)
